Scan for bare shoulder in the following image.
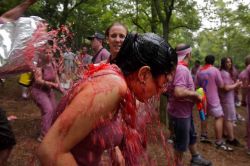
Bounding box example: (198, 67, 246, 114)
(62, 71, 128, 115)
(93, 71, 128, 96)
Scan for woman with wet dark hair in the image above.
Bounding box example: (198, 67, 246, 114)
(37, 33, 177, 165)
(219, 57, 242, 146)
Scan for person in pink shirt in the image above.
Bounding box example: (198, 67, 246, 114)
(238, 55, 250, 155)
(196, 55, 233, 151)
(87, 32, 110, 64)
(167, 44, 211, 166)
(219, 57, 242, 147)
(31, 42, 64, 142)
(239, 65, 248, 107)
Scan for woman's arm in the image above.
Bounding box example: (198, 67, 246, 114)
(33, 66, 59, 89)
(110, 146, 125, 166)
(54, 69, 65, 93)
(223, 79, 242, 91)
(33, 67, 44, 85)
(174, 86, 202, 102)
(0, 0, 37, 23)
(37, 74, 127, 165)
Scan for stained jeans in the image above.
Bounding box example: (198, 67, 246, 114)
(31, 87, 57, 137)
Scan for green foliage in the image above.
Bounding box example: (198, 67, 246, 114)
(195, 1, 250, 69)
(1, 0, 249, 68)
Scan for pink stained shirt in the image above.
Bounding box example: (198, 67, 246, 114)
(167, 64, 195, 118)
(219, 70, 235, 104)
(92, 48, 110, 64)
(239, 65, 250, 104)
(195, 66, 224, 110)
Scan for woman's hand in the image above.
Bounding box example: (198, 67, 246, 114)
(51, 82, 66, 94)
(52, 82, 60, 89)
(58, 86, 66, 95)
(111, 147, 125, 166)
(235, 79, 242, 88)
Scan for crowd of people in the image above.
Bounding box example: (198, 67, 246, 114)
(0, 0, 250, 166)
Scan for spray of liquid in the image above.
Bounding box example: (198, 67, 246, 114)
(54, 63, 175, 165)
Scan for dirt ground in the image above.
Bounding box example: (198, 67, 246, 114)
(1, 76, 250, 166)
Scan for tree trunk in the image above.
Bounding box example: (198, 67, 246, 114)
(150, 0, 157, 33)
(60, 0, 70, 25)
(162, 22, 169, 41)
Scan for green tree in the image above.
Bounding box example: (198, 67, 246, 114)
(195, 0, 250, 68)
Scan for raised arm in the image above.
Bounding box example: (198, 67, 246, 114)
(37, 74, 127, 166)
(0, 0, 37, 23)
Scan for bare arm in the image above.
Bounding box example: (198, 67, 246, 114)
(223, 80, 242, 91)
(0, 0, 37, 23)
(37, 74, 127, 165)
(110, 146, 125, 166)
(52, 62, 66, 93)
(33, 66, 59, 89)
(174, 86, 202, 102)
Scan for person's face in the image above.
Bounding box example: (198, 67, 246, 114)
(91, 38, 101, 50)
(107, 25, 127, 56)
(225, 58, 232, 70)
(154, 70, 175, 94)
(82, 47, 88, 54)
(45, 48, 53, 62)
(129, 67, 174, 102)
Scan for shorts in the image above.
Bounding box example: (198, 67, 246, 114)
(0, 108, 16, 150)
(208, 105, 224, 118)
(221, 103, 236, 121)
(168, 115, 197, 152)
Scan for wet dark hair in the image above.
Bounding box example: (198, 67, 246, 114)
(205, 55, 215, 65)
(220, 57, 233, 78)
(114, 33, 177, 77)
(105, 22, 128, 38)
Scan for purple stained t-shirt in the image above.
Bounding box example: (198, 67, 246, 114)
(195, 66, 224, 110)
(219, 70, 235, 104)
(92, 48, 110, 64)
(167, 64, 195, 118)
(239, 65, 250, 104)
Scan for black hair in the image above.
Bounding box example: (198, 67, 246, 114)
(114, 33, 177, 77)
(205, 55, 215, 65)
